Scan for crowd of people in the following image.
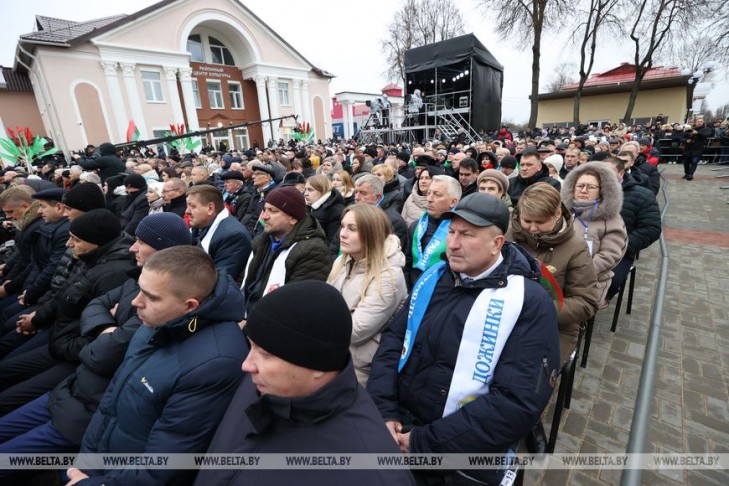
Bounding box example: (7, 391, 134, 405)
(0, 113, 693, 485)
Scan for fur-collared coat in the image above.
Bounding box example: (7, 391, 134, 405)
(506, 206, 598, 366)
(561, 163, 628, 309)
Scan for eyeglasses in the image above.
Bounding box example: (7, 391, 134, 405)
(575, 183, 600, 192)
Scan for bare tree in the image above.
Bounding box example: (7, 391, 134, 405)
(669, 35, 726, 119)
(478, 0, 568, 128)
(381, 0, 465, 86)
(571, 0, 622, 126)
(622, 0, 713, 122)
(545, 62, 577, 92)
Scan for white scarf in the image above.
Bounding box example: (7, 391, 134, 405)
(443, 275, 525, 416)
(200, 208, 229, 253)
(310, 191, 331, 211)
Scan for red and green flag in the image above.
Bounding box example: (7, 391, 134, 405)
(126, 120, 140, 143)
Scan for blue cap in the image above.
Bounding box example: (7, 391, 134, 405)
(32, 188, 66, 202)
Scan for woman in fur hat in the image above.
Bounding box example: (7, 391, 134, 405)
(561, 162, 628, 309)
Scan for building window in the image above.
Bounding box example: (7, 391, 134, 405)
(212, 132, 231, 152)
(192, 79, 202, 109)
(141, 71, 164, 102)
(209, 36, 235, 66)
(234, 128, 250, 150)
(207, 80, 224, 109)
(278, 81, 290, 106)
(187, 34, 204, 62)
(228, 82, 244, 109)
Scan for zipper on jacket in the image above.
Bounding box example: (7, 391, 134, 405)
(535, 356, 549, 393)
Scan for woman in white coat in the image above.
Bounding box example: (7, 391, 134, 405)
(327, 203, 408, 385)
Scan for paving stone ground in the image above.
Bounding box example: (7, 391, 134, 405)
(525, 163, 729, 485)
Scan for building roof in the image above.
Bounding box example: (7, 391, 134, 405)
(560, 63, 685, 90)
(20, 14, 127, 45)
(16, 0, 334, 78)
(0, 66, 33, 92)
(538, 63, 689, 101)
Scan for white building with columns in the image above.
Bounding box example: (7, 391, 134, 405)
(11, 0, 333, 154)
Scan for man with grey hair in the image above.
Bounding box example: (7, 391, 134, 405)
(351, 175, 408, 253)
(406, 174, 462, 287)
(190, 166, 212, 186)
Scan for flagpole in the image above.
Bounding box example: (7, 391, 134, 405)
(113, 115, 299, 150)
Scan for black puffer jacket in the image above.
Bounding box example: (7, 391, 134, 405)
(1, 202, 45, 295)
(632, 158, 660, 195)
(49, 268, 142, 445)
(22, 217, 70, 304)
(242, 214, 331, 315)
(33, 248, 77, 328)
(48, 237, 135, 362)
(381, 178, 404, 213)
(120, 189, 149, 236)
(507, 164, 561, 204)
(309, 190, 344, 247)
(78, 143, 126, 182)
(620, 173, 662, 258)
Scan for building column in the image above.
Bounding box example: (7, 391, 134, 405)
(163, 66, 185, 127)
(301, 81, 312, 126)
(266, 77, 280, 142)
(253, 76, 271, 143)
(119, 62, 147, 139)
(342, 101, 354, 139)
(292, 79, 302, 122)
(100, 61, 127, 142)
(178, 67, 200, 148)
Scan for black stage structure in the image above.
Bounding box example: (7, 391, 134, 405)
(357, 34, 504, 146)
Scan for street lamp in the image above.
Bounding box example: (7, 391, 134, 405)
(682, 61, 717, 122)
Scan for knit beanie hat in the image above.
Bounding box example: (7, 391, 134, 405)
(499, 155, 517, 169)
(124, 174, 147, 190)
(265, 186, 307, 221)
(69, 208, 121, 246)
(62, 182, 105, 212)
(246, 281, 352, 371)
(135, 213, 192, 250)
(477, 169, 510, 194)
(147, 180, 164, 198)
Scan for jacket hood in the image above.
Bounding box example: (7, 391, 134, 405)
(99, 143, 117, 156)
(510, 203, 575, 249)
(150, 274, 245, 346)
(561, 163, 623, 221)
(15, 200, 43, 231)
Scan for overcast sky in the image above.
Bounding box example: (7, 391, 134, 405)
(2, 0, 728, 123)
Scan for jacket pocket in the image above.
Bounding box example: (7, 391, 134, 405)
(535, 356, 550, 394)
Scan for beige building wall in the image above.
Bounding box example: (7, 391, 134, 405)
(537, 86, 688, 126)
(0, 92, 45, 137)
(24, 0, 331, 152)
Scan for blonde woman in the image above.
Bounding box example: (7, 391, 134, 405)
(327, 204, 407, 385)
(332, 169, 355, 206)
(304, 175, 344, 247)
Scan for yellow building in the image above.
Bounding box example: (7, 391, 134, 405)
(537, 63, 690, 127)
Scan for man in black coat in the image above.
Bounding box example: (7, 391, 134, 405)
(0, 213, 190, 466)
(603, 157, 662, 300)
(161, 178, 187, 217)
(221, 171, 253, 222)
(77, 142, 125, 183)
(194, 281, 415, 486)
(621, 142, 659, 195)
(353, 175, 408, 253)
(120, 174, 149, 236)
(0, 209, 134, 415)
(506, 150, 561, 205)
(681, 118, 714, 180)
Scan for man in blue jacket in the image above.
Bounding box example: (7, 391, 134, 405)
(66, 246, 247, 486)
(186, 184, 251, 279)
(367, 193, 561, 485)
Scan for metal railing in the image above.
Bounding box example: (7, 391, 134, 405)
(620, 169, 671, 486)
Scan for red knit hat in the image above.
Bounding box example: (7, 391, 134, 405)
(265, 186, 307, 221)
